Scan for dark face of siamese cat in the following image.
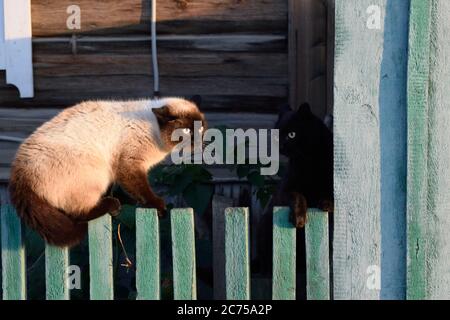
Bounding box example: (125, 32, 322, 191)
(153, 95, 207, 151)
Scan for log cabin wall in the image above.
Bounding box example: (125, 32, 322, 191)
(0, 0, 289, 111)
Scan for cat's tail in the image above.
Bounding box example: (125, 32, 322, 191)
(8, 177, 87, 248)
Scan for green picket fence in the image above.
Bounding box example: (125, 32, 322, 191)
(0, 204, 330, 300)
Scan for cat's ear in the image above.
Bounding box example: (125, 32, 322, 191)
(296, 103, 312, 116)
(153, 105, 176, 123)
(190, 95, 202, 107)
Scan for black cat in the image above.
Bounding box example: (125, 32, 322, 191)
(253, 103, 334, 284)
(274, 102, 334, 227)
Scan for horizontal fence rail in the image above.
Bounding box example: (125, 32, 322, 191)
(0, 204, 331, 300)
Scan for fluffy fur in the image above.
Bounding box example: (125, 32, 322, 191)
(9, 97, 206, 247)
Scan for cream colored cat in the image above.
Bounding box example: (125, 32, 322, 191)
(9, 97, 206, 247)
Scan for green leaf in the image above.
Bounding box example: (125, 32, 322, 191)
(167, 173, 194, 195)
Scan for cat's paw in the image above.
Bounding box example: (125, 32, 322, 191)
(103, 197, 121, 217)
(141, 197, 167, 218)
(290, 192, 308, 228)
(318, 199, 334, 213)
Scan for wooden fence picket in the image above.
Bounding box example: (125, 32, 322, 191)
(225, 207, 250, 300)
(171, 208, 197, 300)
(88, 214, 114, 300)
(1, 203, 26, 300)
(305, 209, 330, 300)
(45, 245, 69, 300)
(136, 208, 160, 300)
(272, 207, 296, 300)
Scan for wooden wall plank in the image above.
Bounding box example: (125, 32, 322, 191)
(424, 0, 450, 299)
(378, 0, 409, 300)
(45, 245, 70, 300)
(171, 208, 197, 300)
(406, 0, 431, 300)
(333, 0, 384, 300)
(31, 0, 288, 36)
(0, 188, 26, 300)
(407, 0, 450, 299)
(136, 208, 160, 300)
(272, 207, 296, 300)
(225, 207, 250, 300)
(305, 209, 329, 300)
(88, 215, 114, 300)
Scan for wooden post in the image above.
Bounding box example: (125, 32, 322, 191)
(333, 0, 384, 300)
(135, 208, 160, 300)
(1, 187, 26, 300)
(272, 207, 296, 300)
(406, 0, 431, 300)
(171, 208, 197, 300)
(88, 215, 114, 300)
(407, 0, 450, 299)
(45, 245, 70, 300)
(305, 209, 330, 300)
(225, 207, 250, 300)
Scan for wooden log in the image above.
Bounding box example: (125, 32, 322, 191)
(136, 208, 160, 300)
(31, 0, 288, 37)
(45, 245, 70, 300)
(171, 208, 197, 300)
(272, 207, 296, 300)
(305, 209, 330, 300)
(31, 51, 287, 78)
(212, 195, 234, 299)
(0, 187, 26, 300)
(32, 34, 287, 54)
(333, 0, 383, 300)
(225, 207, 250, 300)
(88, 215, 114, 300)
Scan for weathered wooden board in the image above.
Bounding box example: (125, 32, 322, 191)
(212, 195, 234, 300)
(225, 207, 250, 300)
(0, 187, 26, 300)
(30, 0, 288, 36)
(272, 207, 296, 300)
(305, 209, 329, 300)
(406, 0, 431, 300)
(378, 0, 409, 300)
(136, 208, 160, 300)
(31, 35, 287, 54)
(407, 0, 450, 300)
(45, 245, 70, 300)
(333, 0, 384, 299)
(88, 215, 114, 300)
(171, 208, 197, 300)
(30, 51, 286, 78)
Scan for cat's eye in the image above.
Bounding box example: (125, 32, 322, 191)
(288, 132, 296, 139)
(183, 128, 191, 134)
